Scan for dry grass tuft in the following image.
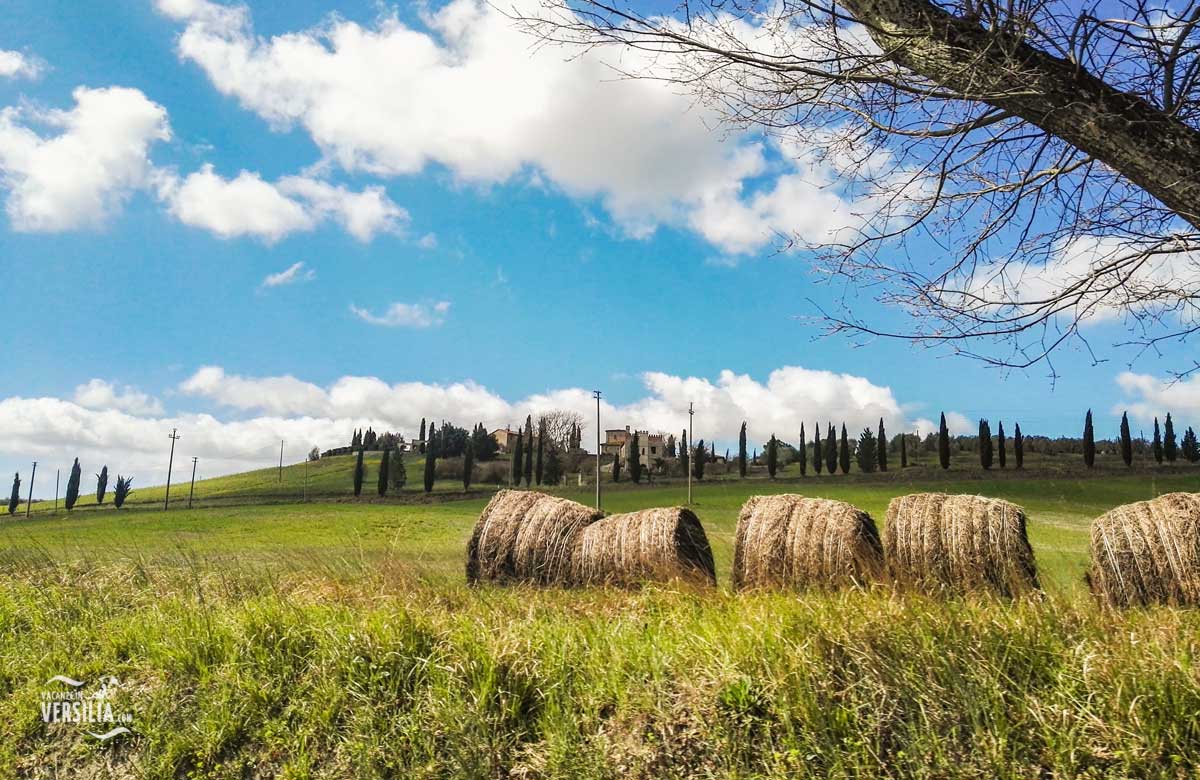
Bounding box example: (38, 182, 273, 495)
(1088, 492, 1200, 608)
(571, 507, 716, 587)
(884, 493, 1039, 597)
(731, 495, 884, 591)
(465, 490, 602, 585)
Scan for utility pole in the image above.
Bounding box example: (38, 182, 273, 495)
(303, 455, 309, 503)
(593, 390, 602, 511)
(164, 428, 180, 511)
(278, 439, 285, 482)
(25, 462, 36, 518)
(54, 469, 60, 514)
(687, 402, 694, 505)
(188, 457, 198, 509)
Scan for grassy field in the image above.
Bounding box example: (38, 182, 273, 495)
(2, 470, 1200, 778)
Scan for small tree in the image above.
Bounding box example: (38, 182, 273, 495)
(679, 430, 689, 476)
(511, 426, 524, 486)
(543, 446, 563, 485)
(535, 419, 545, 485)
(8, 473, 19, 515)
(997, 422, 1007, 469)
(877, 419, 887, 472)
(307, 446, 321, 462)
(813, 425, 823, 475)
(798, 423, 807, 476)
(938, 413, 950, 470)
(629, 431, 642, 484)
(1014, 423, 1024, 469)
(692, 440, 706, 480)
(824, 423, 837, 474)
(523, 415, 534, 487)
(377, 449, 390, 496)
(766, 435, 778, 479)
(1152, 417, 1164, 464)
(900, 430, 908, 468)
(738, 422, 748, 479)
(95, 466, 109, 506)
(65, 458, 81, 511)
(838, 424, 850, 475)
(1119, 412, 1133, 467)
(978, 420, 993, 470)
(424, 423, 438, 493)
(113, 476, 132, 509)
(1083, 410, 1096, 468)
(856, 428, 878, 473)
(391, 448, 407, 490)
(612, 453, 621, 483)
(419, 418, 427, 453)
(1182, 427, 1200, 463)
(353, 448, 365, 497)
(1165, 414, 1179, 462)
(463, 440, 474, 491)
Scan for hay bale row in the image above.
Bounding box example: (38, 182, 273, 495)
(883, 492, 1039, 597)
(465, 490, 601, 585)
(466, 490, 716, 587)
(1088, 492, 1200, 608)
(731, 495, 883, 591)
(572, 507, 716, 587)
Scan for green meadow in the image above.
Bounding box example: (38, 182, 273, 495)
(2, 466, 1199, 778)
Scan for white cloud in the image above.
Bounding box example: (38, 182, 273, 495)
(0, 50, 43, 80)
(162, 165, 405, 242)
(349, 301, 450, 328)
(260, 261, 315, 289)
(3, 364, 963, 494)
(156, 0, 879, 255)
(417, 232, 437, 249)
(72, 379, 164, 416)
(0, 86, 170, 231)
(1115, 371, 1200, 424)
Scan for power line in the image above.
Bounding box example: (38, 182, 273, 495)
(164, 428, 180, 511)
(188, 457, 198, 509)
(25, 461, 36, 518)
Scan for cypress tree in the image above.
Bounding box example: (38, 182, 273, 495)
(1165, 413, 1178, 462)
(738, 422, 748, 478)
(856, 427, 878, 473)
(523, 416, 534, 487)
(353, 448, 365, 496)
(96, 465, 109, 505)
(900, 431, 908, 468)
(629, 431, 642, 484)
(693, 440, 706, 480)
(1083, 410, 1096, 468)
(825, 423, 837, 474)
(979, 419, 993, 470)
(997, 422, 1006, 469)
(113, 476, 132, 509)
(511, 426, 523, 486)
(463, 440, 474, 490)
(766, 435, 778, 479)
(543, 447, 562, 485)
(1152, 417, 1163, 464)
(679, 430, 689, 476)
(1014, 423, 1024, 469)
(838, 424, 850, 475)
(812, 424, 823, 475)
(419, 419, 427, 453)
(8, 473, 19, 515)
(535, 419, 545, 485)
(391, 449, 407, 490)
(1182, 426, 1200, 462)
(65, 458, 81, 511)
(377, 448, 390, 496)
(938, 413, 950, 470)
(798, 423, 807, 476)
(1119, 412, 1133, 467)
(711, 441, 715, 460)
(877, 418, 888, 472)
(612, 452, 621, 482)
(424, 423, 438, 492)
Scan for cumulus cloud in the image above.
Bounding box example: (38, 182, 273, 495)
(349, 301, 450, 328)
(260, 261, 316, 289)
(155, 0, 881, 255)
(0, 50, 43, 80)
(3, 364, 960, 494)
(1115, 371, 1200, 424)
(0, 86, 170, 231)
(73, 379, 164, 416)
(161, 165, 406, 242)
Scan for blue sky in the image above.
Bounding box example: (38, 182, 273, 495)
(2, 0, 1198, 494)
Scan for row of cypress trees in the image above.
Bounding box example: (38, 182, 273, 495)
(1084, 409, 1200, 467)
(6, 460, 133, 515)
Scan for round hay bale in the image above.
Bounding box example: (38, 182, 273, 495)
(570, 507, 716, 587)
(465, 489, 602, 585)
(883, 493, 1039, 597)
(1088, 492, 1200, 608)
(731, 495, 884, 591)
